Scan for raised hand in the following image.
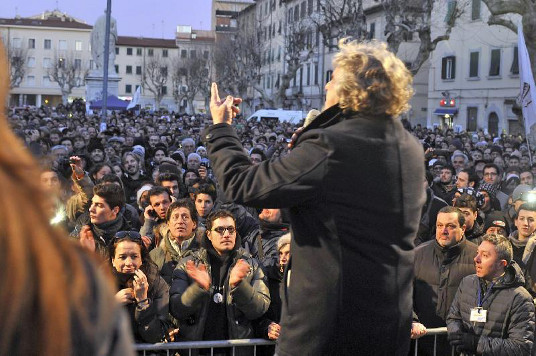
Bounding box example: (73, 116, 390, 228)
(115, 288, 135, 305)
(229, 259, 250, 288)
(132, 269, 149, 302)
(79, 225, 96, 252)
(186, 260, 211, 291)
(209, 82, 242, 125)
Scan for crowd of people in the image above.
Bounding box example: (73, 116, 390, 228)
(5, 38, 536, 355)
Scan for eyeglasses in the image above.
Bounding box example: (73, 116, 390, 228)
(212, 226, 236, 235)
(114, 231, 142, 240)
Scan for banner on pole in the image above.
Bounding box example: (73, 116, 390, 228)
(517, 24, 536, 145)
(127, 86, 141, 110)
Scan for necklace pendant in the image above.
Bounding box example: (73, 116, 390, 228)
(213, 292, 223, 304)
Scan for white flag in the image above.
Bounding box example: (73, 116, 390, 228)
(127, 86, 141, 110)
(518, 24, 536, 139)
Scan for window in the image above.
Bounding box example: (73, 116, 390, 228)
(43, 76, 50, 87)
(467, 107, 478, 131)
(445, 0, 457, 25)
(59, 40, 67, 50)
(12, 38, 21, 48)
(74, 59, 81, 69)
(137, 48, 142, 56)
(161, 67, 168, 77)
(441, 56, 456, 80)
(126, 84, 132, 93)
(28, 38, 35, 49)
(161, 86, 167, 95)
(115, 47, 119, 55)
(148, 49, 154, 56)
(75, 40, 83, 51)
(203, 50, 209, 59)
(58, 58, 65, 68)
(368, 23, 376, 40)
(115, 64, 119, 74)
(126, 65, 132, 74)
(294, 4, 300, 21)
(326, 70, 333, 84)
(135, 85, 140, 91)
(471, 0, 481, 20)
(288, 8, 293, 23)
(314, 64, 319, 85)
(306, 64, 311, 86)
(27, 57, 36, 68)
(163, 49, 168, 57)
(27, 76, 35, 86)
(469, 51, 479, 77)
(136, 66, 142, 75)
(301, 1, 306, 18)
(308, 0, 313, 15)
(43, 57, 51, 68)
(190, 50, 196, 59)
(511, 46, 519, 74)
(181, 49, 187, 58)
(489, 49, 501, 76)
(44, 39, 51, 50)
(127, 47, 133, 55)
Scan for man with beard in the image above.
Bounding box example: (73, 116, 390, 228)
(121, 151, 149, 205)
(88, 140, 106, 166)
(432, 165, 457, 201)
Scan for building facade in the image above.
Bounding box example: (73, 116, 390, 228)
(427, 0, 521, 134)
(0, 10, 92, 107)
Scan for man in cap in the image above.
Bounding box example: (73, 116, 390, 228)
(483, 211, 509, 237)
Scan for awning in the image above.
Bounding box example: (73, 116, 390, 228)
(433, 108, 458, 115)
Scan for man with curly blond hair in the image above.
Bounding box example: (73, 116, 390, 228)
(204, 39, 426, 355)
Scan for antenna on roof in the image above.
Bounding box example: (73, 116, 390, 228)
(14, 6, 18, 17)
(161, 19, 164, 38)
(55, 0, 59, 10)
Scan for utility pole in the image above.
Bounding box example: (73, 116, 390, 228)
(100, 0, 112, 132)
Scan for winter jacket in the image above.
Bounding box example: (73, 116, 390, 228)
(114, 263, 170, 343)
(414, 237, 478, 327)
(169, 245, 270, 354)
(204, 104, 425, 355)
(447, 262, 535, 355)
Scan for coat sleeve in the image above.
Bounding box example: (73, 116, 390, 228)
(205, 124, 329, 207)
(478, 291, 535, 356)
(169, 259, 210, 320)
(134, 275, 170, 343)
(230, 259, 271, 320)
(446, 279, 466, 336)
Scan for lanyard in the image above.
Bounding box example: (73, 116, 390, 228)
(477, 282, 495, 307)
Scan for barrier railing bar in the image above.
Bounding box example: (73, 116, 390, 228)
(135, 338, 275, 351)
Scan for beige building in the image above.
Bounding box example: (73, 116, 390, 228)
(0, 10, 92, 107)
(427, 0, 521, 134)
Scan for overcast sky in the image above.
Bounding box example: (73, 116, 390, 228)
(0, 0, 213, 38)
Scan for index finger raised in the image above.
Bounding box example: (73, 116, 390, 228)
(211, 82, 221, 104)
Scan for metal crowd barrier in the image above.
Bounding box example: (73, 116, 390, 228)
(135, 338, 276, 356)
(414, 327, 452, 356)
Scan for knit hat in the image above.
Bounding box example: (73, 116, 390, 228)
(136, 184, 153, 210)
(512, 184, 533, 202)
(132, 145, 145, 158)
(478, 182, 498, 199)
(170, 150, 185, 165)
(483, 211, 510, 236)
(87, 139, 104, 153)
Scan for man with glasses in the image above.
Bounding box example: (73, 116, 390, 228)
(169, 210, 270, 344)
(483, 163, 508, 209)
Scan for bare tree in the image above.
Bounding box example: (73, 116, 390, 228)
(171, 56, 211, 114)
(482, 0, 536, 75)
(142, 54, 169, 109)
(311, 0, 464, 75)
(47, 52, 87, 105)
(213, 32, 263, 111)
(6, 44, 29, 89)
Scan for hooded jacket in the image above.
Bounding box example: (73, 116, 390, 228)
(447, 261, 535, 355)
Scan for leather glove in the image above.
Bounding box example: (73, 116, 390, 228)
(448, 332, 479, 353)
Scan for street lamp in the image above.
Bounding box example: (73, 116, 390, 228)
(100, 0, 112, 132)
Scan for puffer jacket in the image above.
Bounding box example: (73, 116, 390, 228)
(447, 261, 535, 355)
(414, 237, 478, 327)
(169, 246, 270, 354)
